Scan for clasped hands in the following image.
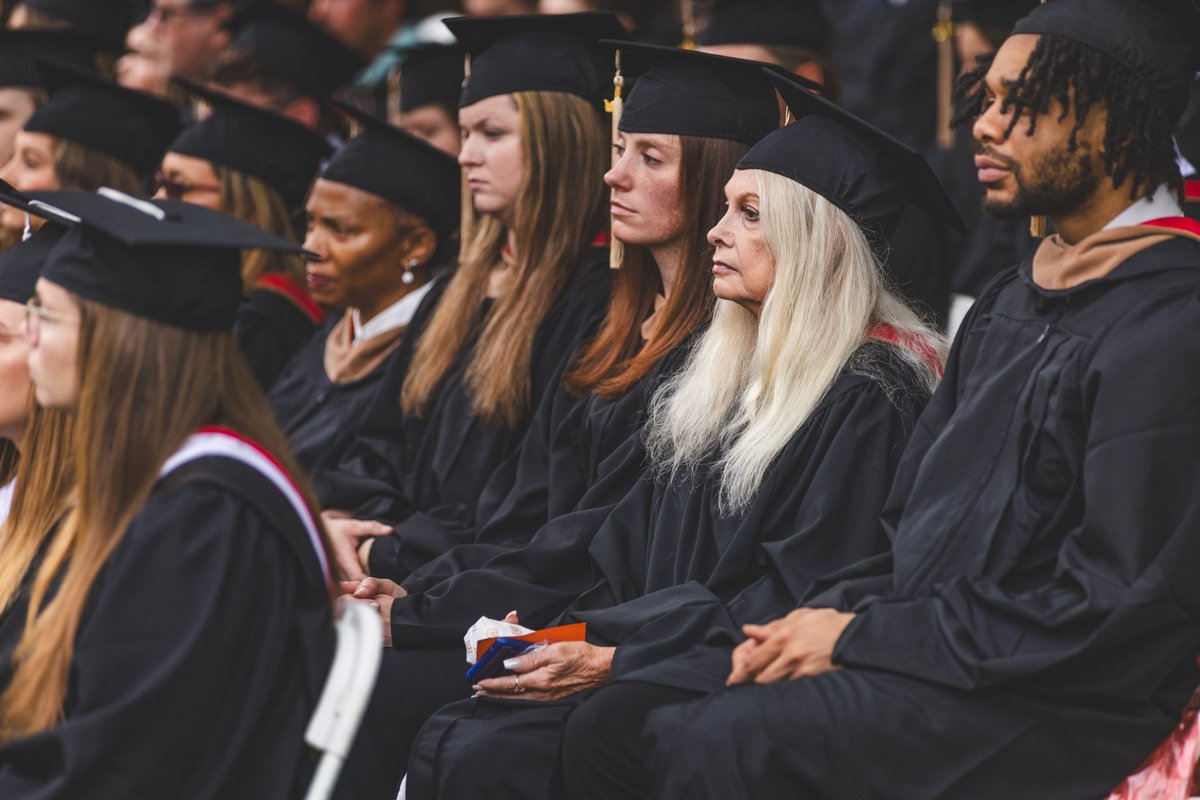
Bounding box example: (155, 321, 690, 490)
(726, 607, 856, 685)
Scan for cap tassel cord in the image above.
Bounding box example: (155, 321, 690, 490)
(606, 51, 624, 269)
(459, 52, 475, 265)
(933, 0, 956, 150)
(680, 0, 697, 50)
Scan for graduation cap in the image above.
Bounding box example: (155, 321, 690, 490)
(322, 103, 461, 246)
(951, 0, 1040, 30)
(444, 12, 628, 108)
(226, 1, 368, 101)
(741, 70, 965, 244)
(23, 188, 304, 331)
(699, 0, 829, 55)
(0, 29, 113, 89)
(398, 43, 466, 114)
(17, 0, 146, 44)
(600, 41, 795, 145)
(169, 80, 331, 210)
(22, 58, 182, 178)
(1012, 0, 1200, 122)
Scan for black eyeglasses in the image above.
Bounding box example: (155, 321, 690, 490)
(154, 172, 221, 201)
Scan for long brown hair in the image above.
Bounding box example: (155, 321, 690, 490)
(0, 401, 77, 614)
(0, 298, 331, 739)
(400, 91, 609, 430)
(216, 165, 307, 288)
(53, 138, 144, 195)
(565, 135, 746, 400)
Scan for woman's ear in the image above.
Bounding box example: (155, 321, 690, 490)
(403, 225, 438, 266)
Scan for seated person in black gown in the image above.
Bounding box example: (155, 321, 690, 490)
(268, 107, 459, 478)
(311, 13, 623, 577)
(563, 4, 1200, 798)
(0, 190, 334, 798)
(158, 83, 332, 390)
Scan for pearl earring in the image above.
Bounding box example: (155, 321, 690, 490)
(402, 258, 419, 285)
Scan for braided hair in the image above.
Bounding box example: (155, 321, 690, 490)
(953, 33, 1181, 200)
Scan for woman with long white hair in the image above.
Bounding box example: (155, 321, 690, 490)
(365, 72, 964, 799)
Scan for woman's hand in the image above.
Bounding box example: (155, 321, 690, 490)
(322, 510, 391, 581)
(338, 577, 407, 647)
(474, 642, 616, 702)
(726, 608, 855, 686)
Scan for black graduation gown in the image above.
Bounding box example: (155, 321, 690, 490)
(641, 235, 1200, 800)
(313, 251, 612, 526)
(269, 277, 445, 479)
(390, 344, 931, 799)
(235, 284, 324, 392)
(0, 457, 334, 799)
(367, 333, 696, 587)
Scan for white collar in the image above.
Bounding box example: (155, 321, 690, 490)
(350, 281, 434, 346)
(1103, 183, 1183, 231)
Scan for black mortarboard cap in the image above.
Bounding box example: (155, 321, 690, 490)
(699, 0, 829, 55)
(323, 103, 461, 246)
(398, 43, 466, 113)
(170, 80, 331, 210)
(740, 70, 965, 242)
(444, 12, 628, 108)
(23, 58, 181, 178)
(227, 1, 367, 100)
(1012, 0, 1200, 122)
(23, 188, 304, 331)
(951, 0, 1040, 30)
(601, 41, 800, 145)
(0, 29, 112, 89)
(18, 0, 146, 43)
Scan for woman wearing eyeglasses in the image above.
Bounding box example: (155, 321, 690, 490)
(156, 83, 330, 389)
(0, 191, 334, 798)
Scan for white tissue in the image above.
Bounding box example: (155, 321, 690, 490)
(464, 616, 533, 664)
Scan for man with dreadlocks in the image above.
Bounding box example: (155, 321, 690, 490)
(558, 1, 1200, 797)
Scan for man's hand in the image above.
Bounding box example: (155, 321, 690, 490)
(726, 608, 855, 686)
(474, 642, 616, 702)
(322, 510, 391, 581)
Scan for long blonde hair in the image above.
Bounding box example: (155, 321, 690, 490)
(0, 401, 76, 614)
(645, 170, 946, 515)
(400, 91, 609, 430)
(216, 165, 307, 288)
(0, 298, 330, 739)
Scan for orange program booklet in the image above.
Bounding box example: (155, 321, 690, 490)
(474, 622, 587, 663)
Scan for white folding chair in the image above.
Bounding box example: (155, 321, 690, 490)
(304, 596, 384, 800)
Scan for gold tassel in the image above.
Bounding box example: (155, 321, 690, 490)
(932, 0, 955, 150)
(459, 52, 475, 265)
(605, 50, 625, 269)
(1029, 215, 1048, 238)
(680, 0, 697, 49)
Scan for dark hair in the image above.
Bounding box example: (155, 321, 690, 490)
(953, 33, 1181, 200)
